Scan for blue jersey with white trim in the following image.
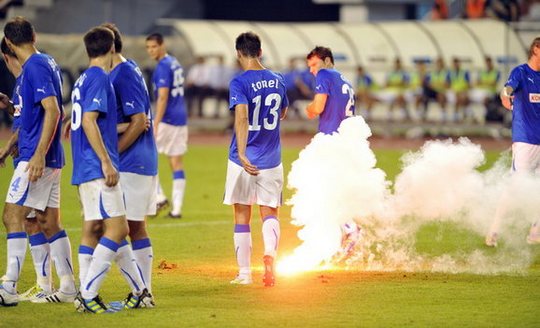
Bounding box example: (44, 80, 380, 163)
(151, 55, 187, 126)
(18, 53, 65, 168)
(506, 64, 540, 144)
(70, 67, 119, 185)
(228, 69, 288, 169)
(315, 68, 355, 134)
(110, 59, 158, 176)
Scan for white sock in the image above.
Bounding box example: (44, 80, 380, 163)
(81, 237, 118, 300)
(132, 238, 153, 293)
(28, 233, 52, 293)
(156, 177, 167, 203)
(262, 216, 280, 258)
(48, 230, 76, 294)
(2, 232, 27, 294)
(116, 240, 144, 294)
(233, 224, 251, 276)
(172, 171, 186, 215)
(78, 245, 94, 288)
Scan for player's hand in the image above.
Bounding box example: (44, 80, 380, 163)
(63, 120, 72, 139)
(26, 154, 45, 182)
(500, 94, 514, 111)
(0, 93, 11, 110)
(239, 154, 259, 176)
(145, 117, 151, 131)
(101, 159, 119, 187)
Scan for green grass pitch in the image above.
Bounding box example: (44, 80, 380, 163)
(0, 141, 539, 327)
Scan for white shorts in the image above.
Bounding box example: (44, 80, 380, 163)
(120, 172, 157, 221)
(6, 161, 60, 211)
(223, 160, 283, 208)
(78, 178, 125, 221)
(512, 142, 540, 174)
(156, 123, 188, 156)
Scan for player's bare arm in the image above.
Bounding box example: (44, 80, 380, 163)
(500, 86, 514, 110)
(0, 92, 15, 115)
(26, 95, 60, 182)
(118, 112, 146, 153)
(82, 111, 119, 187)
(306, 93, 328, 119)
(0, 128, 19, 167)
(154, 87, 169, 136)
(280, 106, 288, 120)
(235, 103, 259, 176)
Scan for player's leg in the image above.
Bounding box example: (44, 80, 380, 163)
(20, 212, 53, 301)
(527, 146, 540, 244)
(232, 204, 253, 284)
(169, 154, 185, 218)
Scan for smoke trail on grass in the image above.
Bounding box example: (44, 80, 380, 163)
(282, 116, 540, 275)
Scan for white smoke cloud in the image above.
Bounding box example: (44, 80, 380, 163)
(282, 116, 540, 275)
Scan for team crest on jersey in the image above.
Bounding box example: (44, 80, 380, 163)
(530, 93, 540, 103)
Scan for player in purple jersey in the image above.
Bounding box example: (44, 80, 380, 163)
(71, 26, 129, 314)
(486, 37, 540, 247)
(0, 37, 55, 302)
(224, 32, 288, 287)
(145, 33, 188, 219)
(305, 46, 362, 262)
(0, 16, 76, 307)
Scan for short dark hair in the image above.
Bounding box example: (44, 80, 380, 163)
(101, 22, 122, 53)
(4, 16, 35, 46)
(146, 33, 163, 45)
(307, 46, 334, 65)
(1, 37, 16, 57)
(83, 27, 114, 58)
(235, 32, 261, 58)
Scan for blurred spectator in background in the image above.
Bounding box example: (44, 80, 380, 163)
(296, 66, 316, 102)
(469, 56, 501, 123)
(377, 58, 409, 121)
(354, 65, 377, 121)
(208, 55, 234, 118)
(282, 58, 302, 118)
(186, 56, 211, 117)
(423, 57, 449, 122)
(431, 0, 449, 19)
(463, 0, 488, 18)
(486, 0, 521, 21)
(405, 61, 427, 121)
(447, 57, 471, 122)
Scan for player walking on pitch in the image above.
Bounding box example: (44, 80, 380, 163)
(305, 46, 362, 261)
(0, 16, 76, 307)
(224, 32, 288, 286)
(486, 37, 540, 247)
(145, 33, 188, 219)
(71, 26, 128, 313)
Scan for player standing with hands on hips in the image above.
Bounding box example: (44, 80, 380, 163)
(486, 37, 540, 247)
(224, 32, 288, 286)
(305, 46, 362, 261)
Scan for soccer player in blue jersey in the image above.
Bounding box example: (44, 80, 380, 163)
(71, 26, 128, 313)
(224, 32, 288, 287)
(103, 23, 156, 308)
(486, 37, 540, 247)
(0, 16, 76, 307)
(0, 37, 54, 302)
(305, 46, 362, 261)
(145, 33, 187, 219)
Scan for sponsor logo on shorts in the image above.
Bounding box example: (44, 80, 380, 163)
(530, 93, 540, 103)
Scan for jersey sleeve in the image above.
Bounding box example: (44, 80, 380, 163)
(115, 66, 146, 116)
(228, 77, 247, 111)
(315, 70, 331, 95)
(27, 60, 58, 104)
(82, 75, 109, 114)
(154, 63, 172, 89)
(505, 66, 521, 92)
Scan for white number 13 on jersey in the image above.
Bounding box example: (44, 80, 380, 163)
(249, 93, 282, 131)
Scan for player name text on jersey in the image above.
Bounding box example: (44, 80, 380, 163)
(251, 78, 280, 92)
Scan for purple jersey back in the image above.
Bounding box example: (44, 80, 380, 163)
(315, 68, 355, 134)
(506, 64, 540, 144)
(151, 55, 187, 126)
(228, 69, 288, 169)
(70, 67, 119, 185)
(18, 53, 65, 168)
